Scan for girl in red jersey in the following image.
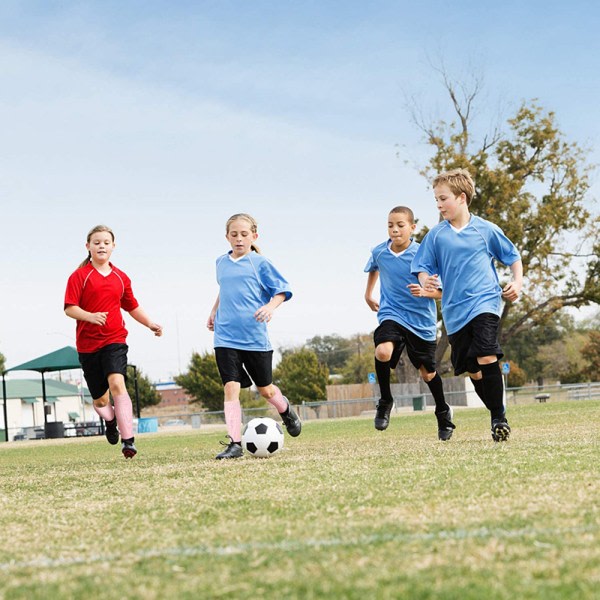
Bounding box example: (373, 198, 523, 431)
(64, 225, 162, 459)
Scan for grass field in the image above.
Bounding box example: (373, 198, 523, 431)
(0, 401, 598, 599)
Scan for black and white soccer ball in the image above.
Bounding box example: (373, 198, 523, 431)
(242, 417, 284, 458)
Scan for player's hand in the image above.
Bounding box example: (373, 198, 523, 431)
(502, 281, 522, 302)
(254, 305, 273, 323)
(206, 314, 215, 331)
(422, 274, 440, 292)
(87, 312, 108, 326)
(149, 323, 163, 337)
(407, 283, 425, 297)
(365, 296, 379, 312)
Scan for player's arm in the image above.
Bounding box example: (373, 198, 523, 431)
(65, 304, 107, 326)
(255, 293, 286, 323)
(502, 259, 523, 302)
(207, 294, 220, 331)
(128, 306, 163, 336)
(364, 271, 380, 312)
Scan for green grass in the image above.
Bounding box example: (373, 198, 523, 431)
(0, 401, 598, 599)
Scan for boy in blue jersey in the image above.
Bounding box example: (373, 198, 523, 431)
(411, 169, 523, 442)
(365, 206, 456, 440)
(207, 213, 301, 459)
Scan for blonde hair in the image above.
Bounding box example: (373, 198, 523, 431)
(432, 168, 476, 205)
(389, 206, 415, 223)
(225, 213, 260, 254)
(78, 225, 115, 268)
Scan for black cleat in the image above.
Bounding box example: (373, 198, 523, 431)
(121, 440, 137, 459)
(491, 418, 511, 442)
(374, 400, 393, 431)
(281, 400, 302, 437)
(105, 418, 120, 445)
(215, 437, 243, 460)
(437, 406, 456, 441)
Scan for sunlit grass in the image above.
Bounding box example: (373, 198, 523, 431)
(0, 401, 598, 599)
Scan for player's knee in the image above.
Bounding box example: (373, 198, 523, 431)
(257, 384, 276, 399)
(375, 345, 393, 362)
(107, 374, 126, 396)
(93, 393, 109, 408)
(420, 368, 435, 382)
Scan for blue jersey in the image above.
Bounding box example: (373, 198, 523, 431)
(411, 216, 520, 335)
(364, 239, 438, 341)
(213, 251, 292, 351)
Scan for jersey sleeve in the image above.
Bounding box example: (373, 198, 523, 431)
(64, 270, 84, 308)
(364, 250, 378, 273)
(486, 223, 521, 266)
(410, 230, 439, 276)
(258, 259, 292, 301)
(119, 271, 140, 312)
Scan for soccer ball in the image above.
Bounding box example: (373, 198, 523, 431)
(242, 417, 284, 458)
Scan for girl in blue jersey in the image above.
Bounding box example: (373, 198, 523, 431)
(411, 169, 523, 442)
(365, 206, 455, 440)
(207, 213, 301, 459)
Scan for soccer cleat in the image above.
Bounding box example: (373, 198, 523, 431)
(215, 437, 243, 460)
(437, 406, 456, 441)
(374, 400, 393, 431)
(121, 440, 137, 459)
(105, 418, 120, 445)
(280, 400, 302, 437)
(491, 418, 511, 442)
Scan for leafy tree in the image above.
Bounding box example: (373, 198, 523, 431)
(581, 330, 600, 382)
(305, 334, 353, 373)
(339, 334, 378, 384)
(273, 348, 328, 404)
(126, 365, 161, 410)
(0, 351, 5, 373)
(408, 68, 600, 368)
(536, 331, 588, 384)
(175, 351, 223, 411)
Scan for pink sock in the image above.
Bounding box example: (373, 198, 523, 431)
(266, 386, 289, 413)
(224, 400, 242, 443)
(94, 402, 115, 422)
(113, 393, 134, 440)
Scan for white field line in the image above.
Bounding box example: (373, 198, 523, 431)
(0, 524, 597, 573)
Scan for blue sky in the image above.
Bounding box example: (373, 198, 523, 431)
(1, 1, 599, 381)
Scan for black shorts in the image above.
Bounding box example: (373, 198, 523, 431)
(373, 320, 437, 373)
(447, 313, 503, 375)
(78, 343, 128, 400)
(214, 347, 273, 388)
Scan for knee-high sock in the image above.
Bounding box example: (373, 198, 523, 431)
(479, 362, 505, 420)
(224, 399, 242, 443)
(375, 359, 393, 403)
(265, 385, 289, 414)
(112, 393, 134, 440)
(470, 376, 491, 410)
(93, 402, 115, 422)
(426, 373, 450, 415)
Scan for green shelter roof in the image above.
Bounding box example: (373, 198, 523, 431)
(5, 346, 81, 373)
(2, 379, 90, 401)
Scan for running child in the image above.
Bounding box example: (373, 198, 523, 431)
(207, 213, 301, 460)
(364, 206, 455, 440)
(411, 168, 523, 442)
(64, 225, 163, 459)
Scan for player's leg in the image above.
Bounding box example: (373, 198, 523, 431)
(214, 348, 244, 459)
(247, 351, 301, 437)
(469, 314, 510, 441)
(405, 330, 455, 440)
(372, 321, 404, 431)
(102, 344, 136, 457)
(79, 350, 118, 444)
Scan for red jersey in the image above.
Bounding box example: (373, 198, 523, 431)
(64, 263, 140, 353)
